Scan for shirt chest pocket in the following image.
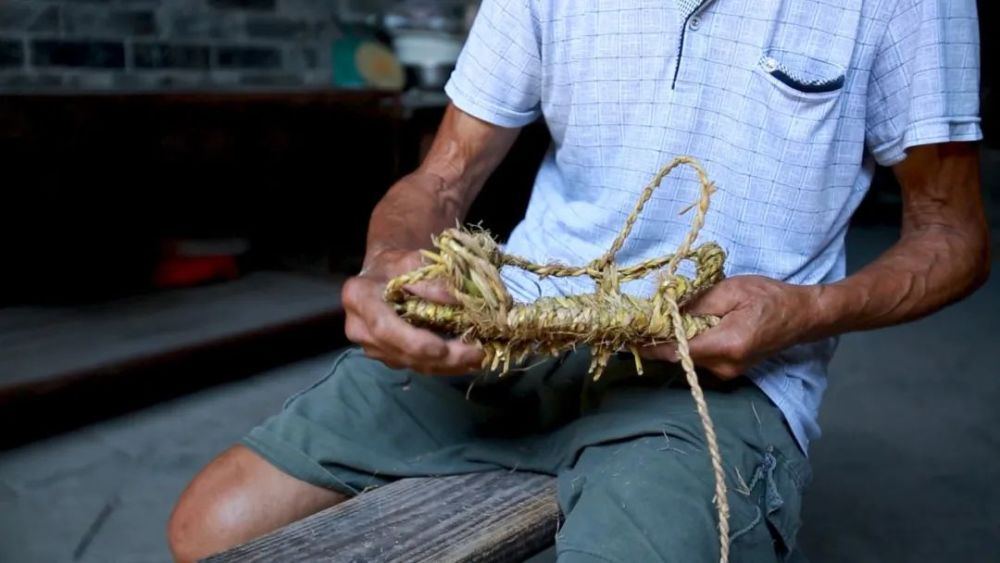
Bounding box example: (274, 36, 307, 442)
(744, 47, 846, 156)
(745, 1, 860, 151)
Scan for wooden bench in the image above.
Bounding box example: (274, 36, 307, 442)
(204, 471, 560, 563)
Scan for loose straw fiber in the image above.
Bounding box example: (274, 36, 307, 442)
(385, 156, 732, 563)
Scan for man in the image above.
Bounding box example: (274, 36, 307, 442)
(169, 0, 988, 561)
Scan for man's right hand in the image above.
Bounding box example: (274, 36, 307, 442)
(342, 249, 484, 375)
(344, 105, 518, 375)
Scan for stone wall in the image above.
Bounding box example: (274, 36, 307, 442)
(0, 0, 393, 91)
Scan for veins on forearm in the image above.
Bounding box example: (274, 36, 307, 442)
(810, 143, 989, 338)
(816, 223, 985, 337)
(366, 171, 470, 260)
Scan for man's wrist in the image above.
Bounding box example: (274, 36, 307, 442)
(360, 246, 410, 277)
(803, 282, 853, 342)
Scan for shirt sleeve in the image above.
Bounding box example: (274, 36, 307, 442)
(444, 0, 543, 128)
(865, 0, 982, 166)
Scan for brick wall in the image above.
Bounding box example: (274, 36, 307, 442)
(0, 0, 391, 91)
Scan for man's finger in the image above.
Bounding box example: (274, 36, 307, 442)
(686, 317, 751, 367)
(346, 316, 409, 366)
(404, 279, 459, 304)
(442, 339, 484, 369)
(351, 287, 451, 362)
(344, 314, 371, 346)
(639, 343, 678, 363)
(352, 276, 451, 358)
(684, 280, 743, 316)
(347, 260, 482, 374)
(371, 338, 481, 376)
(398, 337, 482, 376)
(368, 311, 450, 360)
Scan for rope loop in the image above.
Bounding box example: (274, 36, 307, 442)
(385, 156, 731, 563)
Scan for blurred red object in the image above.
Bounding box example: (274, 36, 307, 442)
(153, 238, 245, 288)
(154, 255, 240, 288)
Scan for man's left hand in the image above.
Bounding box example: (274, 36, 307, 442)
(642, 276, 822, 379)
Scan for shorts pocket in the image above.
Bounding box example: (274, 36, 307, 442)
(730, 447, 808, 559)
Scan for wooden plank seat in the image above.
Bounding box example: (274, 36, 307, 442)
(203, 471, 560, 563)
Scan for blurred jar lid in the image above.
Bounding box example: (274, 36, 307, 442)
(382, 1, 469, 34)
(392, 31, 462, 66)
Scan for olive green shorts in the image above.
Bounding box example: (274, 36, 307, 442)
(242, 347, 811, 562)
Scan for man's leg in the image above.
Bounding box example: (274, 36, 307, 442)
(167, 347, 563, 562)
(551, 379, 810, 563)
(168, 445, 346, 563)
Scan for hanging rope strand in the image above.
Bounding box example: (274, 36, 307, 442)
(384, 156, 731, 563)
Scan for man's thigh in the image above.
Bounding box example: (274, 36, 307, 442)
(554, 387, 810, 563)
(239, 347, 574, 494)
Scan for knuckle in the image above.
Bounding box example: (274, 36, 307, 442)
(342, 276, 359, 294)
(721, 336, 749, 360)
(344, 316, 366, 344)
(418, 341, 442, 359)
(344, 323, 360, 343)
(400, 252, 423, 271)
(341, 278, 364, 307)
(360, 345, 384, 362)
(367, 348, 405, 369)
(368, 316, 392, 342)
(716, 364, 742, 379)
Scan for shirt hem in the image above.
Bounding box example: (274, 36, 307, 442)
(749, 375, 814, 457)
(871, 116, 983, 166)
(444, 78, 541, 128)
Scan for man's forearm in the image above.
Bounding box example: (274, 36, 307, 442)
(364, 170, 471, 264)
(810, 144, 990, 340)
(363, 105, 520, 266)
(813, 226, 989, 338)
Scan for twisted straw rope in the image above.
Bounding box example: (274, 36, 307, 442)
(385, 156, 730, 563)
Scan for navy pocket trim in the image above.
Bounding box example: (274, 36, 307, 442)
(769, 66, 845, 93)
(760, 54, 845, 95)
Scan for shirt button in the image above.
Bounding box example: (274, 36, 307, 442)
(763, 57, 778, 72)
(688, 16, 702, 31)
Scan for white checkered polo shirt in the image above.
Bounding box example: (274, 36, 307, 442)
(443, 0, 982, 452)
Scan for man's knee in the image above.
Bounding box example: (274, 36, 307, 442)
(168, 488, 243, 563)
(168, 445, 344, 563)
(168, 446, 263, 562)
